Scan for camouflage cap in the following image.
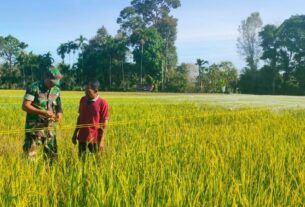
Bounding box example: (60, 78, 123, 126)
(46, 68, 63, 85)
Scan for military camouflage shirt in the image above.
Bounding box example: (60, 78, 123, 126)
(24, 81, 62, 129)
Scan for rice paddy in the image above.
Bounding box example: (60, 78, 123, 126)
(1, 90, 305, 206)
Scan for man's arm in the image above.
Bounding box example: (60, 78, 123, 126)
(98, 120, 108, 153)
(22, 83, 54, 119)
(55, 112, 63, 122)
(55, 95, 63, 122)
(72, 115, 80, 145)
(22, 100, 54, 118)
(98, 100, 109, 154)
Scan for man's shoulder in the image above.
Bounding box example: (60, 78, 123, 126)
(97, 97, 109, 110)
(24, 82, 41, 100)
(80, 96, 86, 102)
(97, 96, 108, 105)
(79, 96, 87, 106)
(27, 81, 40, 90)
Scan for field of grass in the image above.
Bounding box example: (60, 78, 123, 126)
(1, 90, 305, 206)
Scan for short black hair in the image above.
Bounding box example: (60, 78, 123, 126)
(85, 79, 100, 92)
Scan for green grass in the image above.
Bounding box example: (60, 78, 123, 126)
(1, 90, 305, 206)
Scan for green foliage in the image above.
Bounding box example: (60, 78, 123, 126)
(117, 0, 180, 69)
(80, 27, 131, 90)
(131, 28, 165, 81)
(237, 12, 263, 71)
(240, 15, 305, 95)
(196, 61, 238, 93)
(277, 15, 305, 93)
(166, 63, 192, 92)
(0, 35, 27, 70)
(195, 59, 209, 92)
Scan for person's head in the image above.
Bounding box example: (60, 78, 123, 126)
(85, 79, 100, 100)
(43, 68, 63, 89)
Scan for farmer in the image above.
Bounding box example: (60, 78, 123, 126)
(72, 79, 109, 159)
(22, 67, 63, 160)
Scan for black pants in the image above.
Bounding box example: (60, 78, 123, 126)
(78, 142, 97, 158)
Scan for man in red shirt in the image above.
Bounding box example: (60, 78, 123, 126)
(72, 79, 109, 158)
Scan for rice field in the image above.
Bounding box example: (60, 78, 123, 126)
(1, 90, 305, 206)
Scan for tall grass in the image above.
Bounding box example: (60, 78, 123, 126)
(0, 91, 305, 206)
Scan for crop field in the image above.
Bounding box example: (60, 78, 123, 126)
(1, 90, 305, 206)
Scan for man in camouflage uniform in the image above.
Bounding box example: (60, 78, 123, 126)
(22, 68, 63, 160)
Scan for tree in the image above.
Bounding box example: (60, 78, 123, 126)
(105, 36, 115, 88)
(57, 43, 67, 63)
(276, 15, 305, 94)
(167, 63, 195, 92)
(80, 26, 130, 90)
(81, 27, 110, 88)
(201, 64, 220, 93)
(0, 35, 27, 70)
(114, 33, 129, 90)
(131, 28, 165, 87)
(75, 35, 88, 82)
(195, 59, 209, 92)
(117, 0, 181, 69)
(154, 14, 178, 70)
(0, 35, 27, 88)
(259, 24, 280, 94)
(237, 12, 263, 71)
(238, 15, 305, 95)
(218, 61, 238, 93)
(75, 35, 88, 51)
(37, 52, 54, 78)
(117, 0, 181, 33)
(90, 26, 109, 45)
(67, 41, 78, 66)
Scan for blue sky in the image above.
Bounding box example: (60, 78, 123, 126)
(1, 0, 305, 69)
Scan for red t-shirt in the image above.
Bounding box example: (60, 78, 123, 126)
(77, 96, 109, 143)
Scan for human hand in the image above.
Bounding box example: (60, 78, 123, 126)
(55, 113, 62, 122)
(42, 111, 55, 119)
(98, 139, 105, 154)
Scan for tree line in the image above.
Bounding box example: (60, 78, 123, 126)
(0, 2, 304, 94)
(238, 13, 305, 95)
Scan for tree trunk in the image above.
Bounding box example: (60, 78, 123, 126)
(122, 60, 125, 90)
(109, 56, 112, 89)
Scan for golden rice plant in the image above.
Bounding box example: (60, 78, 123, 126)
(0, 90, 305, 206)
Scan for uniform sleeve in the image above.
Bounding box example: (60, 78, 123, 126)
(23, 84, 36, 101)
(55, 95, 63, 113)
(100, 100, 109, 121)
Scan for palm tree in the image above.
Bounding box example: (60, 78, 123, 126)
(114, 33, 129, 90)
(19, 42, 28, 50)
(75, 35, 88, 77)
(106, 37, 115, 88)
(75, 35, 88, 51)
(67, 41, 77, 67)
(72, 42, 78, 66)
(42, 52, 54, 66)
(57, 43, 67, 64)
(196, 59, 209, 92)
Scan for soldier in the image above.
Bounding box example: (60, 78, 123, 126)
(22, 67, 63, 160)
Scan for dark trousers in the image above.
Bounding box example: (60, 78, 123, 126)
(78, 142, 98, 159)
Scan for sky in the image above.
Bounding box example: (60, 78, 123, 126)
(1, 0, 305, 69)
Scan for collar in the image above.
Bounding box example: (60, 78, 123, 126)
(39, 80, 49, 91)
(87, 95, 99, 102)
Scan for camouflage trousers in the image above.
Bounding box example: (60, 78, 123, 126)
(23, 124, 57, 160)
